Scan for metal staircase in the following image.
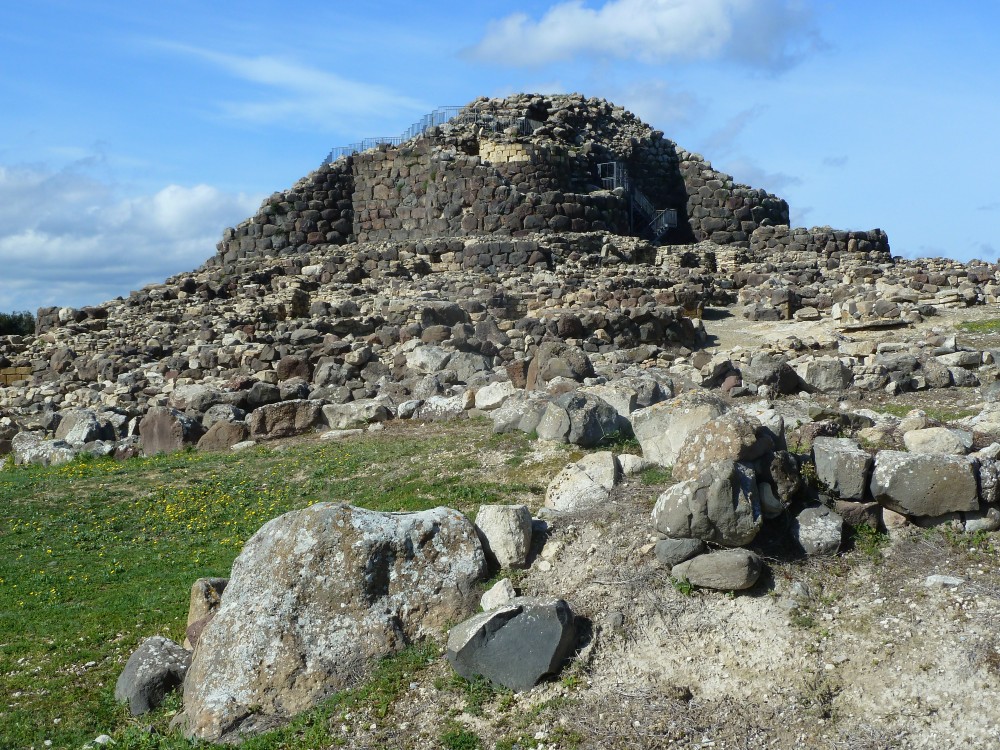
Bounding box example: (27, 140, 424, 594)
(598, 162, 677, 242)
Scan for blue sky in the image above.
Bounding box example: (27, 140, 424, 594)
(1, 0, 997, 311)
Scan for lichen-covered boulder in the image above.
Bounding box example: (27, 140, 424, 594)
(651, 460, 761, 546)
(812, 437, 872, 501)
(870, 450, 979, 517)
(544, 452, 620, 512)
(535, 391, 619, 447)
(246, 399, 324, 440)
(632, 391, 729, 468)
(178, 504, 486, 741)
(115, 636, 191, 716)
(672, 412, 770, 482)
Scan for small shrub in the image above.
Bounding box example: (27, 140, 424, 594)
(640, 465, 673, 486)
(670, 576, 694, 596)
(440, 723, 482, 750)
(853, 523, 889, 563)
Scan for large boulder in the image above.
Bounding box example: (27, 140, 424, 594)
(791, 506, 844, 556)
(902, 427, 973, 455)
(670, 549, 763, 591)
(54, 408, 115, 446)
(196, 420, 250, 452)
(812, 437, 873, 501)
(672, 412, 770, 482)
(870, 450, 979, 517)
(632, 392, 729, 468)
(474, 381, 518, 411)
(535, 392, 619, 447)
(405, 345, 452, 374)
(115, 636, 191, 716)
(579, 376, 670, 427)
(178, 504, 485, 741)
(446, 597, 577, 691)
(651, 460, 762, 546)
(246, 399, 324, 440)
(796, 357, 853, 393)
(322, 400, 392, 430)
(545, 452, 620, 512)
(474, 505, 533, 569)
(490, 391, 551, 435)
(11, 431, 78, 467)
(526, 342, 594, 390)
(139, 406, 204, 456)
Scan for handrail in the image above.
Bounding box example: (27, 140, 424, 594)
(324, 105, 534, 164)
(598, 161, 677, 240)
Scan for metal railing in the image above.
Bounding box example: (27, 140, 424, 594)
(598, 161, 677, 240)
(324, 105, 535, 164)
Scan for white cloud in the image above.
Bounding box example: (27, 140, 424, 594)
(717, 156, 801, 195)
(468, 0, 823, 71)
(608, 80, 703, 130)
(157, 44, 431, 131)
(0, 161, 262, 311)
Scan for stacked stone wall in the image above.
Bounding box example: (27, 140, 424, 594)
(677, 153, 789, 246)
(750, 226, 891, 266)
(351, 142, 627, 243)
(207, 160, 356, 271)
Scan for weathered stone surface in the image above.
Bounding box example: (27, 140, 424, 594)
(11, 431, 78, 466)
(475, 504, 533, 569)
(796, 357, 853, 393)
(196, 420, 249, 452)
(405, 345, 452, 374)
(139, 406, 204, 456)
(480, 578, 516, 610)
(322, 400, 392, 430)
(545, 452, 620, 512)
(490, 391, 551, 435)
(791, 506, 844, 556)
(902, 427, 973, 455)
(654, 538, 705, 567)
(526, 342, 594, 390)
(535, 391, 619, 447)
(672, 412, 769, 482)
(246, 399, 323, 440)
(168, 384, 224, 414)
(474, 381, 518, 411)
(870, 450, 979, 517)
(184, 577, 228, 650)
(632, 392, 729, 468)
(651, 460, 761, 546)
(671, 549, 763, 590)
(446, 597, 577, 691)
(579, 376, 669, 425)
(115, 636, 191, 716)
(812, 437, 873, 501)
(54, 408, 113, 445)
(745, 352, 801, 394)
(179, 504, 486, 741)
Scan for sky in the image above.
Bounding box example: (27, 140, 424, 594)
(0, 0, 997, 312)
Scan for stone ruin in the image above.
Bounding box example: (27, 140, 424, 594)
(8, 93, 1000, 742)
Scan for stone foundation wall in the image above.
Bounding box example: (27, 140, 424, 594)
(750, 226, 892, 266)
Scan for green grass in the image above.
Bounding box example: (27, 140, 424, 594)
(957, 318, 1000, 334)
(852, 523, 890, 563)
(0, 422, 545, 749)
(639, 465, 673, 486)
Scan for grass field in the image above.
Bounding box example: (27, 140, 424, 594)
(0, 420, 554, 749)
